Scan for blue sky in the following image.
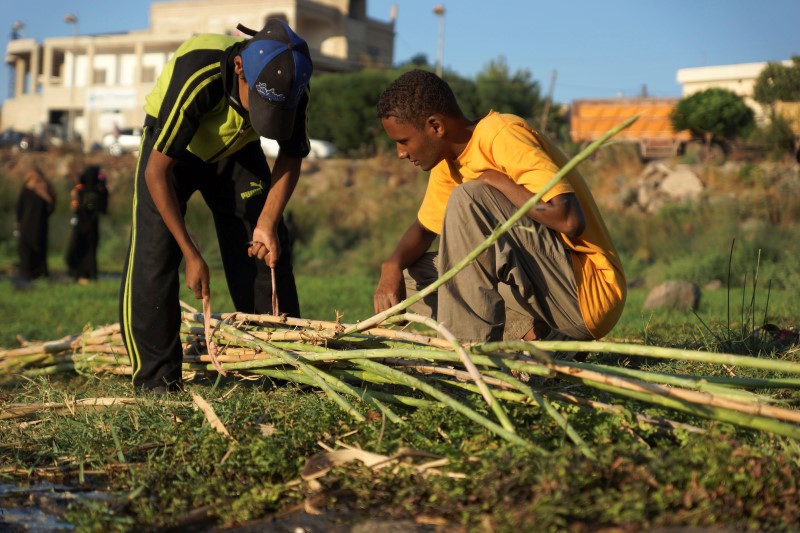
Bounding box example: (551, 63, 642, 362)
(1, 0, 798, 106)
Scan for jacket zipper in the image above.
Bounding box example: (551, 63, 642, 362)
(208, 122, 251, 162)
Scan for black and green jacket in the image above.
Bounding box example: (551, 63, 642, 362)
(144, 33, 310, 163)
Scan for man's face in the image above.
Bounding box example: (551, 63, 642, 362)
(381, 116, 442, 171)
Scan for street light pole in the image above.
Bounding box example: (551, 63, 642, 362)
(64, 13, 79, 144)
(9, 21, 25, 98)
(433, 4, 445, 77)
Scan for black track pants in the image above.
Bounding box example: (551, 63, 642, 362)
(119, 125, 300, 390)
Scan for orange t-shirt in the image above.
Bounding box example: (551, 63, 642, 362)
(417, 111, 626, 338)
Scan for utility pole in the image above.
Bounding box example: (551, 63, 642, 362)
(433, 4, 445, 77)
(8, 21, 25, 98)
(539, 70, 557, 133)
(65, 13, 79, 144)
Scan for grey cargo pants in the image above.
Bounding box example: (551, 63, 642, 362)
(405, 180, 591, 342)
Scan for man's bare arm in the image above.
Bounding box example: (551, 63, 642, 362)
(374, 219, 437, 313)
(478, 169, 586, 238)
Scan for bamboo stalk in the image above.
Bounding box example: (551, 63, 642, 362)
(353, 359, 534, 448)
(218, 324, 366, 423)
(561, 360, 769, 404)
(0, 335, 79, 359)
(548, 361, 800, 425)
(248, 367, 435, 409)
(530, 340, 800, 375)
(481, 370, 596, 460)
(586, 379, 800, 440)
(188, 311, 454, 349)
(541, 390, 706, 434)
(389, 313, 516, 434)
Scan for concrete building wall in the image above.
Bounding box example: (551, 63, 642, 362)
(2, 0, 394, 149)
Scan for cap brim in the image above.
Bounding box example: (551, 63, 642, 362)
(248, 93, 296, 140)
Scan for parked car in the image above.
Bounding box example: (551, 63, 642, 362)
(102, 128, 142, 156)
(0, 129, 25, 149)
(0, 129, 47, 151)
(260, 137, 336, 159)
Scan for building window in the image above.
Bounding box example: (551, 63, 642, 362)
(93, 69, 106, 85)
(141, 66, 156, 84)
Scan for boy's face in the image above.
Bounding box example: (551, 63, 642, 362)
(381, 116, 443, 172)
(233, 55, 251, 112)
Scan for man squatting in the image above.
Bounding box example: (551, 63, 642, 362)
(373, 69, 626, 345)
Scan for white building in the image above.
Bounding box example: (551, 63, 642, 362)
(676, 60, 792, 124)
(2, 0, 395, 148)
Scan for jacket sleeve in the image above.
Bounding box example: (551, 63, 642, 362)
(276, 87, 311, 158)
(150, 51, 225, 158)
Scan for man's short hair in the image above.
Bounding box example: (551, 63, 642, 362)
(376, 69, 462, 129)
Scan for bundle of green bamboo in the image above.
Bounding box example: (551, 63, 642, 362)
(3, 309, 800, 456)
(3, 117, 800, 454)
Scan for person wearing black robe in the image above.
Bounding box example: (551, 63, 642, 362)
(65, 165, 109, 281)
(15, 167, 56, 280)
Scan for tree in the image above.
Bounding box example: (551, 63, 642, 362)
(307, 60, 553, 157)
(475, 57, 543, 121)
(443, 71, 480, 119)
(407, 53, 430, 68)
(671, 88, 755, 143)
(753, 56, 800, 105)
(308, 70, 392, 156)
(752, 57, 800, 161)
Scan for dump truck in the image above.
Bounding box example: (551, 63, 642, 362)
(570, 97, 692, 160)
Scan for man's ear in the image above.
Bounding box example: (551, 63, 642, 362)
(426, 114, 446, 138)
(234, 55, 244, 77)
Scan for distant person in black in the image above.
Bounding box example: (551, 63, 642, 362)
(15, 165, 55, 281)
(65, 165, 109, 282)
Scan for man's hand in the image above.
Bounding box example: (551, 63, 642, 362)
(373, 263, 406, 313)
(373, 220, 436, 313)
(248, 225, 281, 268)
(185, 253, 210, 300)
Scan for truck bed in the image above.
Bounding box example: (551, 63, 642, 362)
(570, 98, 692, 158)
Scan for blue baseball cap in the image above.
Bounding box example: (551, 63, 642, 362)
(238, 19, 313, 140)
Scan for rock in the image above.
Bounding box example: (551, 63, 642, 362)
(643, 280, 701, 311)
(628, 162, 706, 214)
(659, 165, 704, 201)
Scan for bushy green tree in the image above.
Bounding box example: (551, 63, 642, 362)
(307, 70, 392, 156)
(671, 88, 755, 142)
(443, 71, 480, 119)
(475, 57, 543, 120)
(753, 56, 800, 105)
(307, 59, 553, 157)
(747, 113, 797, 159)
(752, 57, 800, 161)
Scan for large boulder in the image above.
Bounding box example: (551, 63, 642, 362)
(659, 165, 705, 202)
(643, 280, 701, 311)
(631, 163, 705, 214)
